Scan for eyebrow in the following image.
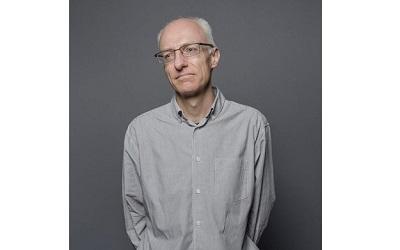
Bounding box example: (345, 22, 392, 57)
(159, 42, 198, 53)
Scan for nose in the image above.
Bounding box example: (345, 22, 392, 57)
(173, 50, 187, 70)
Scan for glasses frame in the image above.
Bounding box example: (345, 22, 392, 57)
(154, 42, 215, 64)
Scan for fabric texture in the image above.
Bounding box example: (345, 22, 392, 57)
(122, 86, 275, 250)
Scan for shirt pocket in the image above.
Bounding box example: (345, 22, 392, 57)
(214, 157, 249, 202)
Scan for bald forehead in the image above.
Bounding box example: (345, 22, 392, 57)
(159, 19, 207, 50)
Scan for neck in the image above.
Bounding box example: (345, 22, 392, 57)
(176, 84, 215, 123)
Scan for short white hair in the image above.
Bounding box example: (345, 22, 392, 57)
(157, 17, 216, 49)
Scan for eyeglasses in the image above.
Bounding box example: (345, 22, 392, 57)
(154, 43, 215, 64)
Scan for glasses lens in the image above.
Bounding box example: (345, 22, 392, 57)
(182, 44, 200, 57)
(160, 51, 174, 63)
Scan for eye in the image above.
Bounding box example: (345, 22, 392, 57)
(183, 45, 199, 54)
(163, 52, 173, 60)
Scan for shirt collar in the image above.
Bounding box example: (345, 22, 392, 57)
(170, 85, 225, 123)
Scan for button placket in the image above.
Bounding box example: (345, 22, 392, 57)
(192, 127, 202, 249)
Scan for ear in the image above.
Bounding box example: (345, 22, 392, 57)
(209, 48, 220, 69)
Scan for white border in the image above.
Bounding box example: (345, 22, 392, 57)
(323, 0, 400, 249)
(0, 1, 69, 249)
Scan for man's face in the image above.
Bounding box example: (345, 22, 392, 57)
(159, 19, 220, 98)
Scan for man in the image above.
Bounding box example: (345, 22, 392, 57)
(122, 17, 275, 250)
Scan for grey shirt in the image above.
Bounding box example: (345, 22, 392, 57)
(122, 86, 275, 250)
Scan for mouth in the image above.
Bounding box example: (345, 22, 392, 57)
(176, 73, 194, 79)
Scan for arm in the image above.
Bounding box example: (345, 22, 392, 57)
(246, 122, 276, 245)
(122, 124, 147, 248)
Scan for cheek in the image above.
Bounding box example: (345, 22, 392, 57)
(193, 60, 211, 80)
(164, 68, 174, 81)
(200, 65, 211, 80)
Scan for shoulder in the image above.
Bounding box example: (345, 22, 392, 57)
(125, 102, 171, 133)
(225, 100, 270, 127)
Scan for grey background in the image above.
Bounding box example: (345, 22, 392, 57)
(70, 0, 321, 249)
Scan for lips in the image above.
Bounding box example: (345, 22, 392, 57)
(176, 73, 194, 79)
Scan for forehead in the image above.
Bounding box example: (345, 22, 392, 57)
(159, 19, 207, 50)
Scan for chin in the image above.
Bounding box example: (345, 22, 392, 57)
(176, 88, 200, 98)
(173, 81, 204, 98)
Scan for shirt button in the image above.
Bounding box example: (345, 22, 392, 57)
(195, 188, 201, 194)
(196, 220, 201, 226)
(196, 156, 200, 162)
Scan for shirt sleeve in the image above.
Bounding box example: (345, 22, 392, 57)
(122, 123, 148, 248)
(246, 122, 276, 245)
